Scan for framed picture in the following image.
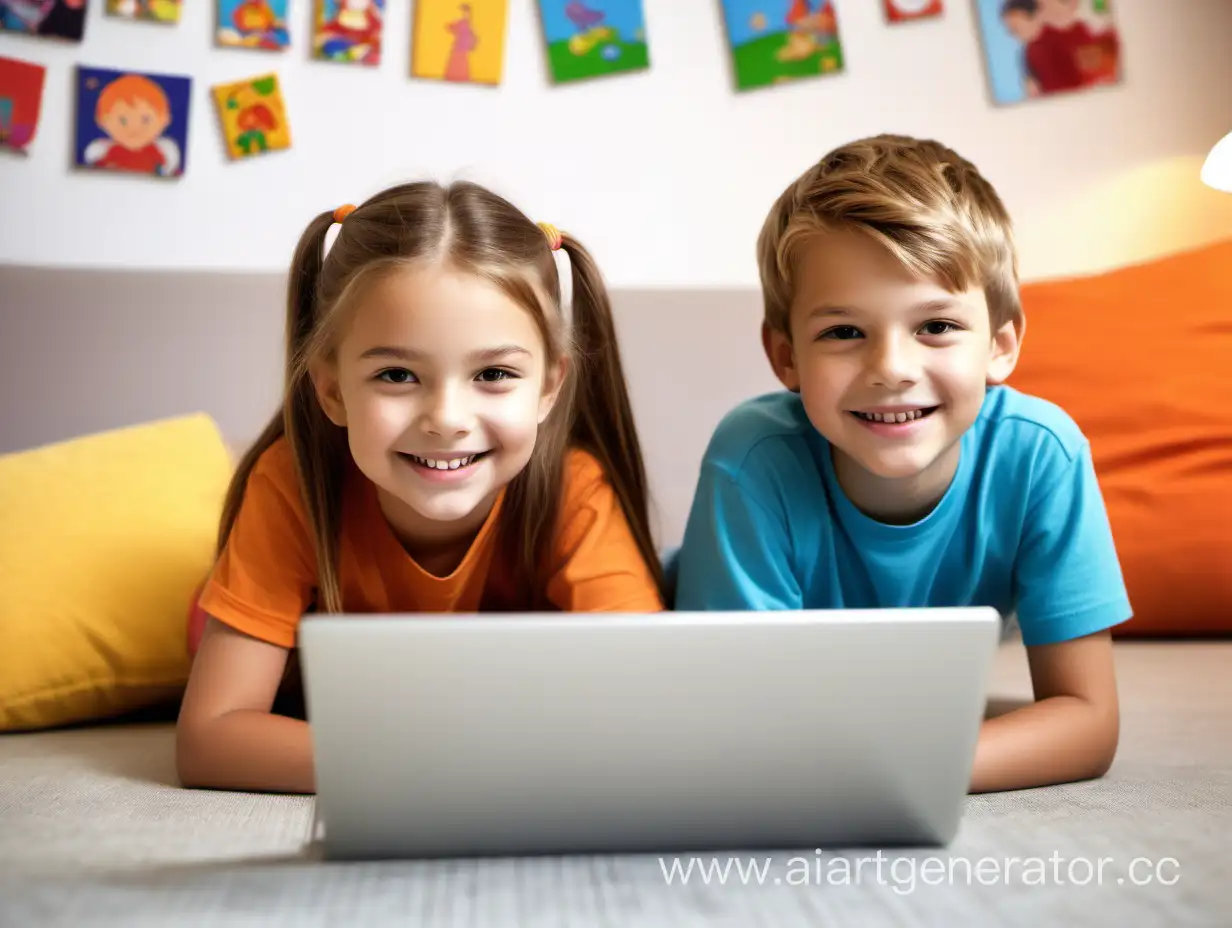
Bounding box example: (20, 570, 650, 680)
(213, 72, 291, 159)
(105, 0, 180, 23)
(975, 0, 1121, 106)
(75, 66, 191, 177)
(718, 0, 844, 92)
(0, 55, 47, 153)
(0, 0, 87, 41)
(312, 0, 385, 65)
(536, 0, 650, 84)
(412, 0, 509, 85)
(216, 0, 290, 50)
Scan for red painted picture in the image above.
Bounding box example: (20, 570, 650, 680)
(0, 55, 47, 154)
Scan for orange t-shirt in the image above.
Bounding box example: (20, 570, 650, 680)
(197, 439, 663, 648)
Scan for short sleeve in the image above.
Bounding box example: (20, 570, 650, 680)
(1013, 441, 1132, 646)
(196, 441, 317, 649)
(544, 451, 664, 612)
(674, 460, 803, 611)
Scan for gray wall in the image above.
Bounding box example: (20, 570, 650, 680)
(0, 266, 780, 548)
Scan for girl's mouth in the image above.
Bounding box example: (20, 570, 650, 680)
(399, 451, 491, 472)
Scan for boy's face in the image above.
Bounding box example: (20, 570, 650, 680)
(1038, 0, 1079, 27)
(766, 229, 1021, 519)
(1002, 9, 1041, 42)
(99, 99, 169, 152)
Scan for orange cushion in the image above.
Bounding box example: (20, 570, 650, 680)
(1010, 240, 1232, 636)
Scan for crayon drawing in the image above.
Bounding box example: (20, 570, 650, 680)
(74, 66, 191, 177)
(412, 1, 508, 85)
(975, 0, 1121, 106)
(884, 0, 942, 22)
(312, 0, 385, 65)
(0, 0, 87, 40)
(212, 73, 291, 159)
(536, 1, 650, 84)
(216, 0, 288, 48)
(106, 0, 181, 23)
(718, 1, 845, 92)
(0, 55, 47, 153)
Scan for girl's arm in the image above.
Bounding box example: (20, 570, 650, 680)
(969, 630, 1119, 793)
(176, 617, 315, 794)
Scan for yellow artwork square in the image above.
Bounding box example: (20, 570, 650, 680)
(211, 73, 291, 160)
(412, 0, 508, 85)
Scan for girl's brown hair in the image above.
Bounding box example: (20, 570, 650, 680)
(216, 181, 662, 612)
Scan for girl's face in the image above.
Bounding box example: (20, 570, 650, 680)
(313, 264, 564, 548)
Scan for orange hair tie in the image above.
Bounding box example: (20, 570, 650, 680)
(333, 204, 357, 223)
(537, 222, 563, 251)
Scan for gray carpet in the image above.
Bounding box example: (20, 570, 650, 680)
(1, 641, 1228, 927)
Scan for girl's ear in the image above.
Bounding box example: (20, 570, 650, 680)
(538, 355, 569, 424)
(310, 359, 348, 426)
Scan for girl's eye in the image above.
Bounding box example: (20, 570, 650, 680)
(820, 325, 863, 341)
(376, 368, 416, 384)
(920, 321, 959, 336)
(477, 368, 517, 383)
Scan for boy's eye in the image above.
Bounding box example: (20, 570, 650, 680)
(376, 368, 416, 384)
(820, 325, 863, 341)
(920, 321, 959, 336)
(477, 368, 517, 383)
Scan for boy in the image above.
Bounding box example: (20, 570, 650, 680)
(674, 135, 1130, 793)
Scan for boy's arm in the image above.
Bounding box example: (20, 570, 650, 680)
(971, 441, 1129, 793)
(673, 458, 803, 611)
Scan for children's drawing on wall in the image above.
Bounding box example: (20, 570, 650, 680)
(312, 0, 385, 65)
(216, 0, 289, 50)
(213, 72, 291, 158)
(976, 0, 1121, 106)
(719, 1, 845, 91)
(536, 0, 650, 84)
(0, 56, 46, 154)
(884, 0, 942, 22)
(106, 0, 180, 23)
(74, 66, 191, 177)
(412, 1, 508, 85)
(0, 0, 87, 41)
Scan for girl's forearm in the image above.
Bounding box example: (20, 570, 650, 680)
(177, 711, 315, 794)
(969, 695, 1118, 793)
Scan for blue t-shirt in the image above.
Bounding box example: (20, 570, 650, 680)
(674, 386, 1131, 646)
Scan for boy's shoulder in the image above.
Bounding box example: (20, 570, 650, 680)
(976, 385, 1090, 464)
(700, 390, 818, 478)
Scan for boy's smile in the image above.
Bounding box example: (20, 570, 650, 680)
(766, 228, 1021, 523)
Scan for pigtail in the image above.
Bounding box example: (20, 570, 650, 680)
(215, 210, 349, 613)
(558, 234, 664, 595)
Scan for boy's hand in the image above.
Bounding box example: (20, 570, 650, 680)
(970, 630, 1119, 793)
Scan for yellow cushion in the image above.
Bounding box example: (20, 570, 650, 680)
(0, 414, 232, 732)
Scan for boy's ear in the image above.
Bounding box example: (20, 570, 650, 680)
(310, 358, 347, 427)
(987, 314, 1025, 386)
(538, 355, 568, 424)
(763, 321, 802, 393)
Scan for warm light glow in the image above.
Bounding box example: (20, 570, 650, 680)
(1201, 131, 1232, 193)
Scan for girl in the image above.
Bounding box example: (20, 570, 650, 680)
(177, 181, 664, 794)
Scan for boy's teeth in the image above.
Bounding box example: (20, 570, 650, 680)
(858, 409, 926, 423)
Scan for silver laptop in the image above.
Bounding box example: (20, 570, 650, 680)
(297, 608, 1001, 860)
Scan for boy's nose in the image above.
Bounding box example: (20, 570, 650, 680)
(866, 334, 919, 388)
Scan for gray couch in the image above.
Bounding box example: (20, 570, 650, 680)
(1, 268, 1229, 925)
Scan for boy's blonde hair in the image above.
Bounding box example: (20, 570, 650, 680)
(757, 134, 1022, 337)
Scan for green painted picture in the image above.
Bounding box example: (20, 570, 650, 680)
(719, 0, 845, 92)
(536, 1, 649, 84)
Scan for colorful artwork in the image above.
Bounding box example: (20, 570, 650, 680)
(0, 56, 46, 153)
(106, 0, 180, 22)
(212, 73, 291, 159)
(216, 0, 289, 50)
(0, 0, 87, 40)
(719, 1, 845, 92)
(74, 66, 191, 177)
(975, 0, 1121, 106)
(884, 0, 942, 22)
(536, 1, 650, 84)
(412, 1, 508, 85)
(312, 0, 385, 65)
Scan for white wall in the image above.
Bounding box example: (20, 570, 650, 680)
(2, 0, 1232, 287)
